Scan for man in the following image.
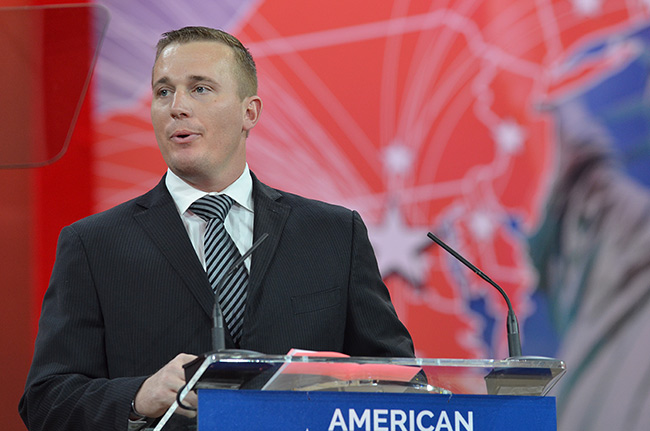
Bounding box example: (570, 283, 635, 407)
(19, 27, 414, 431)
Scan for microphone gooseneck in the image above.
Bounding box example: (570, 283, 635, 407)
(427, 232, 523, 358)
(212, 232, 269, 352)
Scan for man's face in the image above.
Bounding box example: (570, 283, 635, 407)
(151, 41, 260, 191)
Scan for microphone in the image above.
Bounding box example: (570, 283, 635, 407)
(212, 232, 269, 352)
(178, 233, 270, 409)
(427, 232, 523, 358)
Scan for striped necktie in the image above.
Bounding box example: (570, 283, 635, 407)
(189, 194, 248, 344)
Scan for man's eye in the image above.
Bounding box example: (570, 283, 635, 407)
(195, 86, 208, 94)
(157, 88, 170, 97)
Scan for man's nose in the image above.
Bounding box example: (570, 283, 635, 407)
(170, 90, 191, 118)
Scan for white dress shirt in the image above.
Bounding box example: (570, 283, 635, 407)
(165, 165, 255, 271)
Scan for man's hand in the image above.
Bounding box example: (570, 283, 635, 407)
(133, 353, 198, 419)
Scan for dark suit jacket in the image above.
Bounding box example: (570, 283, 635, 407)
(19, 173, 414, 430)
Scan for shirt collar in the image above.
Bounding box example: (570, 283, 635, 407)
(165, 165, 254, 215)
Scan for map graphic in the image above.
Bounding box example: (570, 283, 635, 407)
(93, 0, 650, 365)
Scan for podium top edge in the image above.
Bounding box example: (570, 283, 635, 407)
(201, 352, 566, 371)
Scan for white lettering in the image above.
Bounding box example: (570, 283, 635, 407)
(416, 410, 434, 431)
(374, 409, 389, 431)
(435, 411, 453, 431)
(329, 408, 348, 431)
(330, 407, 474, 431)
(390, 410, 407, 431)
(350, 408, 371, 431)
(455, 411, 473, 431)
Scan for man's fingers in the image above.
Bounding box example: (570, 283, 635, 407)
(133, 353, 199, 418)
(175, 390, 198, 418)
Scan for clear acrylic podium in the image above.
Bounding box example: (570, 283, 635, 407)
(152, 351, 566, 431)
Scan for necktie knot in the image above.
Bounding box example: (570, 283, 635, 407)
(190, 194, 234, 223)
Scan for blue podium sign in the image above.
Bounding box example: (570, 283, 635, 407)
(198, 389, 557, 431)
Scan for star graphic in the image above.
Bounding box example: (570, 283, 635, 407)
(382, 142, 414, 176)
(469, 210, 496, 241)
(368, 204, 432, 286)
(493, 119, 525, 154)
(572, 0, 602, 16)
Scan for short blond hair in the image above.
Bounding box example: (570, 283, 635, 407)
(155, 26, 258, 99)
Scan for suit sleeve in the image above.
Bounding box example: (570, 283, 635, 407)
(343, 211, 415, 357)
(19, 226, 147, 431)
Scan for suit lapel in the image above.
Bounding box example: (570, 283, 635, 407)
(248, 174, 290, 295)
(132, 177, 215, 319)
(130, 174, 290, 339)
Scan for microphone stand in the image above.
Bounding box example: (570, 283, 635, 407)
(211, 232, 269, 352)
(427, 232, 522, 358)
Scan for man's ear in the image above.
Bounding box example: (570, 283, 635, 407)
(243, 96, 263, 132)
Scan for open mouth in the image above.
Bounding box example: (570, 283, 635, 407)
(171, 130, 198, 143)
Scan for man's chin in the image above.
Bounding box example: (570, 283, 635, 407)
(169, 163, 202, 184)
